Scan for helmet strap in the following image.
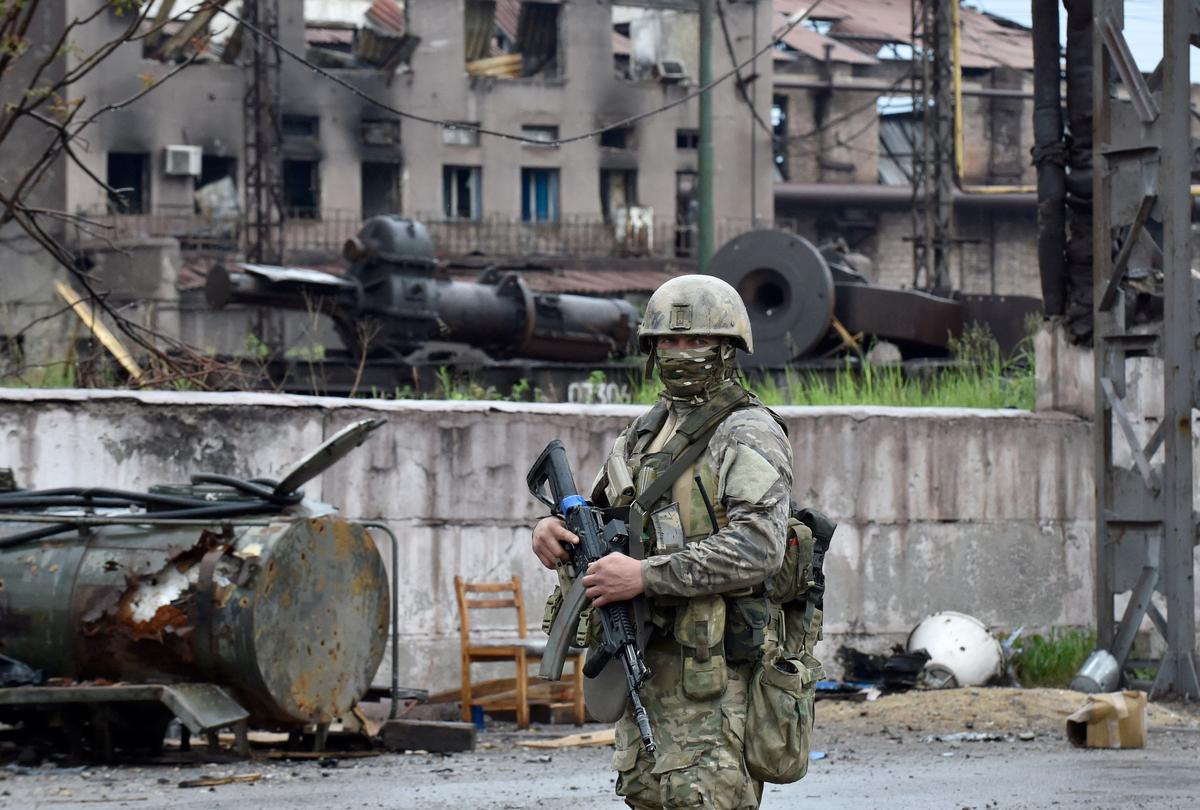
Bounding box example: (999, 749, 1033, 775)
(643, 346, 657, 380)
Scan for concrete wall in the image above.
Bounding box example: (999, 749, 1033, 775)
(0, 389, 1110, 693)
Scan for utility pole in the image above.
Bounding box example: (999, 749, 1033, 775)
(909, 0, 955, 293)
(242, 0, 284, 265)
(698, 0, 714, 271)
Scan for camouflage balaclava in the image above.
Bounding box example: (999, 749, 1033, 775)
(654, 339, 739, 402)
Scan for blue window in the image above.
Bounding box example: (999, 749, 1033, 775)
(521, 168, 559, 223)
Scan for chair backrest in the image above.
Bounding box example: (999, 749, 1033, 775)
(453, 575, 528, 650)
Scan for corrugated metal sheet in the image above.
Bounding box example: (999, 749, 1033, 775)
(464, 0, 496, 62)
(306, 25, 355, 46)
(365, 0, 406, 34)
(878, 115, 917, 186)
(773, 0, 1032, 70)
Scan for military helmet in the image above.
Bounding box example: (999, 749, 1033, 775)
(638, 274, 754, 353)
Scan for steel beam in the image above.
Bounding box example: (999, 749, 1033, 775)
(1092, 0, 1199, 699)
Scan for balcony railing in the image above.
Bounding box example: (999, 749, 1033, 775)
(74, 206, 791, 261)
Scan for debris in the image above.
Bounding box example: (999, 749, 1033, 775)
(178, 772, 263, 788)
(907, 612, 1004, 688)
(378, 719, 476, 753)
(1018, 731, 1036, 741)
(0, 655, 44, 688)
(1069, 650, 1120, 693)
(923, 732, 1005, 743)
(53, 280, 144, 382)
(519, 729, 616, 749)
(1066, 691, 1148, 749)
(809, 751, 827, 761)
(264, 750, 381, 761)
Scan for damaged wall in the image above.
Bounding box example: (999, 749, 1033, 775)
(0, 390, 1138, 690)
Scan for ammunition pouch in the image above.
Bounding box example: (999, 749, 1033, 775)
(673, 595, 728, 700)
(724, 594, 772, 664)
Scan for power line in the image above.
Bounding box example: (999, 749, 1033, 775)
(215, 0, 830, 148)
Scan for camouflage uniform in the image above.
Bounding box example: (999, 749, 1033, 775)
(605, 386, 793, 810)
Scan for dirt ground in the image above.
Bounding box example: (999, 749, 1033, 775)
(2, 688, 1199, 810)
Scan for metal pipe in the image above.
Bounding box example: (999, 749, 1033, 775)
(952, 0, 964, 184)
(750, 0, 758, 225)
(772, 75, 1036, 99)
(1031, 0, 1068, 316)
(774, 182, 1038, 209)
(699, 0, 715, 270)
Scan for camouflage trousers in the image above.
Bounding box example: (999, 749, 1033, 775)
(611, 644, 762, 810)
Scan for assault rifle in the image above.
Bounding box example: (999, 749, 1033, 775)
(527, 439, 656, 753)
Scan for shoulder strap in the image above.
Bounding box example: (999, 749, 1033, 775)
(633, 385, 753, 512)
(633, 423, 721, 513)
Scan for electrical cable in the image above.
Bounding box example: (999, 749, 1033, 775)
(0, 473, 306, 549)
(213, 0, 831, 147)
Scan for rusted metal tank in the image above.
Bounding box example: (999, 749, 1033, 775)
(0, 516, 389, 727)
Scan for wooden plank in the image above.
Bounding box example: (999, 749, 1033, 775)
(379, 719, 476, 753)
(519, 729, 614, 749)
(53, 281, 144, 381)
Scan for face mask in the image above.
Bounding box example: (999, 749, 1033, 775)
(656, 344, 736, 400)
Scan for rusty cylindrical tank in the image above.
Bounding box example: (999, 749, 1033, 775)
(0, 517, 389, 727)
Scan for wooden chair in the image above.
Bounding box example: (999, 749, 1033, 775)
(454, 574, 585, 729)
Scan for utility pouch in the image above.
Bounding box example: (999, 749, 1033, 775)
(604, 436, 636, 507)
(763, 519, 815, 605)
(744, 648, 819, 784)
(674, 595, 727, 700)
(725, 595, 772, 664)
(648, 502, 686, 554)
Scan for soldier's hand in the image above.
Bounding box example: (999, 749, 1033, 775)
(582, 553, 644, 607)
(532, 516, 578, 569)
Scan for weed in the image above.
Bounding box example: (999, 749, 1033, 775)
(1010, 628, 1096, 688)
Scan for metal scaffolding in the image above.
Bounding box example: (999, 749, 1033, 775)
(1092, 0, 1199, 697)
(909, 0, 955, 293)
(242, 0, 284, 265)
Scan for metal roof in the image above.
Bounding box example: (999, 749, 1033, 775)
(773, 0, 1033, 71)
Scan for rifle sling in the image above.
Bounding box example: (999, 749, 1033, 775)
(633, 422, 720, 514)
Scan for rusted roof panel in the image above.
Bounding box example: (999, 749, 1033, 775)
(773, 0, 1032, 70)
(306, 25, 355, 46)
(495, 0, 521, 43)
(778, 22, 877, 65)
(366, 0, 406, 34)
(613, 30, 631, 57)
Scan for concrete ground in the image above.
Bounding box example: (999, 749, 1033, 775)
(3, 726, 1199, 809)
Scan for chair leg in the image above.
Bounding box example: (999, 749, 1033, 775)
(572, 654, 585, 726)
(515, 649, 529, 729)
(460, 653, 473, 724)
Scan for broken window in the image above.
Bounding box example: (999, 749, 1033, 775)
(772, 95, 789, 182)
(600, 127, 633, 150)
(600, 169, 637, 223)
(675, 170, 698, 257)
(302, 0, 418, 71)
(141, 1, 238, 63)
(195, 155, 238, 218)
(362, 162, 402, 218)
(283, 115, 320, 139)
(443, 165, 482, 219)
(361, 119, 401, 146)
(676, 129, 699, 150)
(283, 159, 320, 219)
(521, 168, 559, 223)
(442, 122, 481, 146)
(521, 124, 559, 146)
(612, 4, 697, 83)
(877, 96, 918, 186)
(464, 0, 561, 80)
(106, 152, 150, 214)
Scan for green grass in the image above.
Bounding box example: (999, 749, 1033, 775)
(1010, 628, 1096, 688)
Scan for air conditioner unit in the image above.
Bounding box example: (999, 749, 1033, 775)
(654, 59, 688, 83)
(164, 145, 202, 177)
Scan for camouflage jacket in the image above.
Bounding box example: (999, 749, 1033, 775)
(600, 391, 793, 599)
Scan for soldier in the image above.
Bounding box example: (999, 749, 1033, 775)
(532, 275, 793, 810)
